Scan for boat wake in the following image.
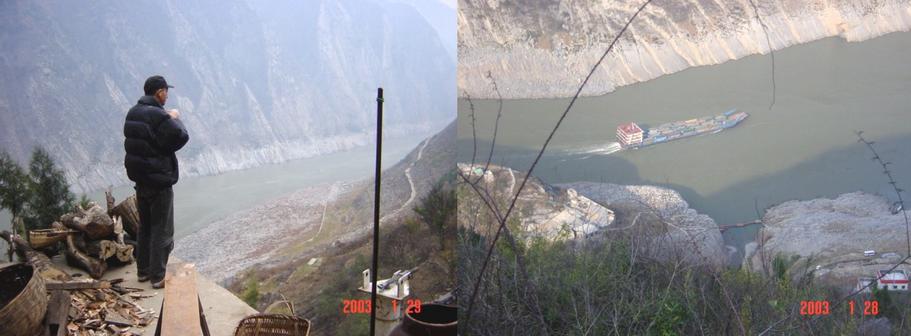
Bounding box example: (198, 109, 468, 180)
(566, 142, 623, 157)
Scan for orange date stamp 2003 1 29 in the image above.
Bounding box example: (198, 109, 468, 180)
(341, 299, 423, 315)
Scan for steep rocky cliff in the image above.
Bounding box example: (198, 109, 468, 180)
(0, 0, 455, 192)
(457, 164, 725, 266)
(458, 0, 911, 98)
(743, 192, 910, 285)
(458, 164, 616, 240)
(563, 181, 726, 266)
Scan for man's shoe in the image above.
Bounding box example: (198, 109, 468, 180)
(151, 280, 165, 289)
(138, 274, 150, 282)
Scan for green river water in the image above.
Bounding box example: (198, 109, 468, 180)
(458, 32, 911, 262)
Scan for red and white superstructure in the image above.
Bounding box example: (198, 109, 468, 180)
(616, 122, 644, 147)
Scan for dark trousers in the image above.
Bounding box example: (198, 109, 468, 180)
(135, 185, 174, 283)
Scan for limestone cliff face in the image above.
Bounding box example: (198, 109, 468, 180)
(0, 0, 454, 193)
(458, 0, 911, 99)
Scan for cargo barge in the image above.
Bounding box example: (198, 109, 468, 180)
(617, 109, 748, 149)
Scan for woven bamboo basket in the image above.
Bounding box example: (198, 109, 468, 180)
(234, 314, 311, 336)
(234, 300, 310, 336)
(112, 194, 141, 237)
(0, 263, 48, 336)
(28, 228, 77, 249)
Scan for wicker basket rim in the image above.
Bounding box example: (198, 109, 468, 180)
(2, 269, 47, 336)
(0, 263, 44, 319)
(237, 313, 311, 322)
(234, 313, 311, 335)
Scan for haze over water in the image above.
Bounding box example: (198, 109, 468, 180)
(1, 134, 425, 242)
(458, 32, 911, 262)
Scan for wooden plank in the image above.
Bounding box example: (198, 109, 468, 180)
(46, 280, 111, 290)
(160, 262, 203, 336)
(45, 290, 71, 336)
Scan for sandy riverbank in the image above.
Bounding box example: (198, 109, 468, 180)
(173, 182, 354, 283)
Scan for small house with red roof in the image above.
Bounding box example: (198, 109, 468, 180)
(877, 269, 909, 291)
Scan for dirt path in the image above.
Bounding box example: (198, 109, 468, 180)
(306, 183, 341, 243)
(382, 138, 429, 222)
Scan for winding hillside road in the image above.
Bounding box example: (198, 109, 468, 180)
(306, 183, 342, 243)
(382, 138, 430, 222)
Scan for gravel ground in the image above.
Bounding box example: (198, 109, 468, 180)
(173, 182, 352, 282)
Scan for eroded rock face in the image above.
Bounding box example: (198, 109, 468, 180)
(458, 0, 911, 99)
(744, 192, 909, 284)
(563, 182, 726, 267)
(564, 188, 616, 236)
(457, 164, 725, 266)
(457, 163, 614, 241)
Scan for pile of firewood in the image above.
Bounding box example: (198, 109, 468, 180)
(54, 201, 134, 279)
(21, 190, 140, 279)
(61, 282, 156, 336)
(0, 191, 165, 335)
(1, 231, 155, 336)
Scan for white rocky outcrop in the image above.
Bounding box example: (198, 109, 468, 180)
(744, 192, 910, 284)
(562, 182, 727, 267)
(458, 163, 614, 240)
(524, 187, 616, 239)
(458, 163, 725, 266)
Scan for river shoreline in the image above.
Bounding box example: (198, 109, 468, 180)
(173, 181, 356, 283)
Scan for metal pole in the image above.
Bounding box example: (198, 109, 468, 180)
(370, 88, 383, 336)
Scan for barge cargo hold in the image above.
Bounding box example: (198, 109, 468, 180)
(617, 109, 748, 149)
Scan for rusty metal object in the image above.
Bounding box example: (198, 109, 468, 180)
(389, 303, 457, 336)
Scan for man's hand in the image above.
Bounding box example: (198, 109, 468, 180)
(167, 109, 180, 119)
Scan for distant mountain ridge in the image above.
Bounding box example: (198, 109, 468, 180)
(0, 0, 455, 193)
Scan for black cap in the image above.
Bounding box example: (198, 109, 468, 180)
(143, 75, 174, 95)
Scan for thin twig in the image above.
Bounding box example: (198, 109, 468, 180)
(465, 91, 479, 171)
(471, 71, 503, 185)
(857, 131, 910, 256)
(463, 0, 655, 328)
(747, 0, 776, 110)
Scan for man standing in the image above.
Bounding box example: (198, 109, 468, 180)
(123, 75, 189, 289)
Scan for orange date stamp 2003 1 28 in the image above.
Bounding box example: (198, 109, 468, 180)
(799, 300, 879, 316)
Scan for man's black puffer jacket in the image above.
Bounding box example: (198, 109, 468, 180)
(123, 95, 189, 189)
